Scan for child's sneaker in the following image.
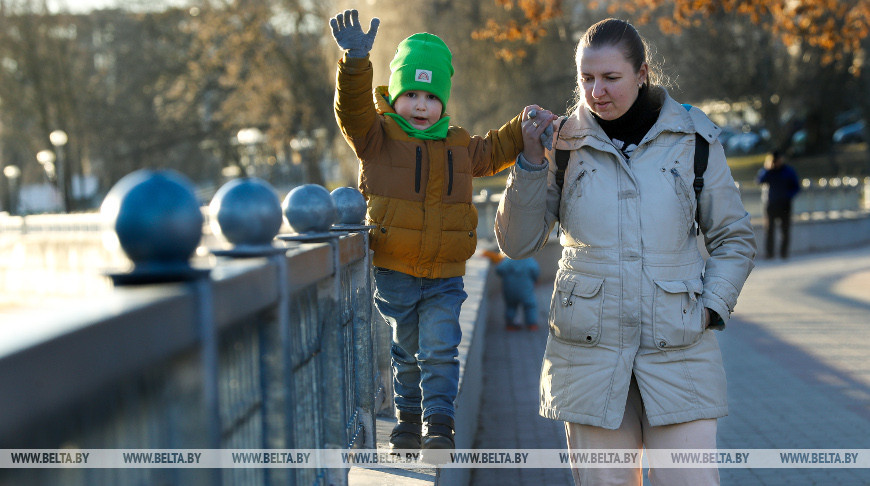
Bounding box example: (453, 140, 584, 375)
(506, 321, 522, 331)
(527, 323, 540, 331)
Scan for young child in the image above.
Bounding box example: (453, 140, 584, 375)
(495, 255, 541, 331)
(480, 245, 541, 331)
(330, 10, 555, 451)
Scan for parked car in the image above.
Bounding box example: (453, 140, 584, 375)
(833, 120, 866, 144)
(725, 129, 767, 154)
(791, 129, 807, 155)
(717, 127, 737, 147)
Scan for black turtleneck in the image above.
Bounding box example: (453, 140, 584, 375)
(591, 85, 662, 158)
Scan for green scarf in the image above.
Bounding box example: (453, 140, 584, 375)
(385, 113, 450, 140)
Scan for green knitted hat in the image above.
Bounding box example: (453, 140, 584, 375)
(388, 33, 454, 108)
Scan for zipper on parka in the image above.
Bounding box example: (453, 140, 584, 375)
(670, 167, 695, 233)
(415, 146, 422, 193)
(562, 170, 587, 215)
(447, 150, 454, 195)
(567, 169, 587, 198)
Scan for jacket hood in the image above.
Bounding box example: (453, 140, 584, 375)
(374, 86, 396, 115)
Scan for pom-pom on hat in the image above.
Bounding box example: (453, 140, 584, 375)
(388, 33, 454, 108)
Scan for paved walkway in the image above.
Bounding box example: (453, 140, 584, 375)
(473, 245, 870, 485)
(472, 281, 572, 485)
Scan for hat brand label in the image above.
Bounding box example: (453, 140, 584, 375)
(415, 69, 432, 83)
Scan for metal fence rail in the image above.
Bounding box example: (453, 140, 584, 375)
(0, 231, 384, 486)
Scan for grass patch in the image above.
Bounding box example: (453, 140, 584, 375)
(727, 153, 767, 184)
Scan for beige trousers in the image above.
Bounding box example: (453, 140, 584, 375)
(564, 376, 719, 486)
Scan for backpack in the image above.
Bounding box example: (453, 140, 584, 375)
(553, 104, 709, 234)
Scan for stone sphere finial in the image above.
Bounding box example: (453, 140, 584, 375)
(330, 187, 367, 225)
(209, 177, 282, 247)
(101, 169, 203, 278)
(281, 184, 336, 234)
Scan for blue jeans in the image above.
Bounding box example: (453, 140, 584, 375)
(373, 268, 466, 419)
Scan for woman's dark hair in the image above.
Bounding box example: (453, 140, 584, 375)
(579, 18, 649, 82)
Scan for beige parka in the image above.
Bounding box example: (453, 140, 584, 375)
(495, 87, 756, 429)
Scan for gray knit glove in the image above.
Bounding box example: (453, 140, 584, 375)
(330, 10, 380, 58)
(528, 109, 554, 151)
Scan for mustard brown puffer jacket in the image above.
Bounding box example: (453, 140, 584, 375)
(334, 55, 524, 278)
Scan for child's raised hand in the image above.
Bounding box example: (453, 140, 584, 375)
(330, 10, 380, 58)
(522, 106, 557, 165)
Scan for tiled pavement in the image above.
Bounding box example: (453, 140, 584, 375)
(472, 245, 870, 485)
(716, 246, 870, 485)
(471, 283, 572, 485)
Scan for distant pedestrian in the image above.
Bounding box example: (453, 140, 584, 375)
(480, 246, 540, 329)
(757, 150, 801, 259)
(496, 255, 540, 331)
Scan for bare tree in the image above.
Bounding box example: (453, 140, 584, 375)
(0, 2, 212, 208)
(355, 0, 581, 137)
(606, 0, 868, 154)
(472, 0, 869, 156)
(0, 0, 88, 210)
(167, 0, 339, 188)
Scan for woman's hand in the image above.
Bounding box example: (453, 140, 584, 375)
(521, 105, 557, 165)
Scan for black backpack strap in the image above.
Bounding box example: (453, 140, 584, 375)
(693, 133, 709, 235)
(554, 117, 570, 191)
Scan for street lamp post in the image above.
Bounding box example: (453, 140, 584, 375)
(36, 149, 59, 211)
(3, 165, 21, 215)
(36, 150, 56, 178)
(49, 130, 69, 212)
(289, 133, 313, 183)
(236, 128, 264, 178)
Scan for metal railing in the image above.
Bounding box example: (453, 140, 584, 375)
(790, 176, 869, 215)
(0, 230, 387, 486)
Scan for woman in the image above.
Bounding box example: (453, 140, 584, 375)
(495, 19, 756, 485)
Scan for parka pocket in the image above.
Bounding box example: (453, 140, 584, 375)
(549, 270, 605, 346)
(652, 278, 705, 350)
(367, 197, 423, 262)
(436, 203, 477, 264)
